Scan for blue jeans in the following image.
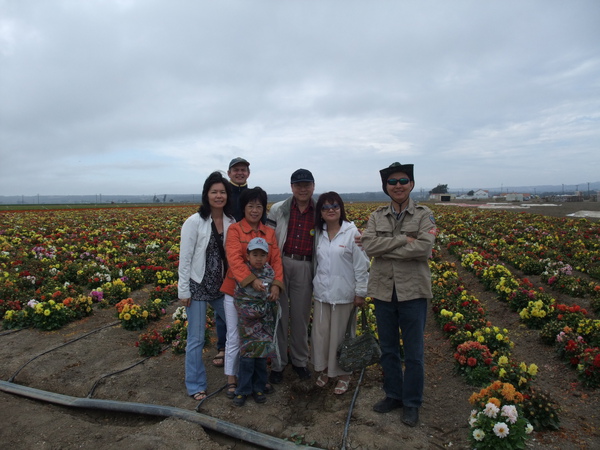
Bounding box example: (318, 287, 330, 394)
(209, 298, 226, 351)
(185, 299, 208, 395)
(184, 295, 225, 395)
(236, 357, 268, 395)
(374, 292, 427, 408)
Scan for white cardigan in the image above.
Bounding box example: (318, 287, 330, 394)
(312, 221, 369, 305)
(177, 212, 236, 299)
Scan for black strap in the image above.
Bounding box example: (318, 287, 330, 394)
(211, 220, 228, 274)
(344, 306, 370, 338)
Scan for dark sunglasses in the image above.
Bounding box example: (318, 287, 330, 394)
(387, 178, 411, 186)
(321, 203, 340, 211)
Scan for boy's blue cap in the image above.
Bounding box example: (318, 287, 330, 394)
(248, 237, 269, 253)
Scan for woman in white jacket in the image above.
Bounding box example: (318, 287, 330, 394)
(178, 171, 236, 401)
(311, 192, 369, 394)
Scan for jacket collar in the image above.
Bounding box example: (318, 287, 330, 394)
(238, 218, 267, 235)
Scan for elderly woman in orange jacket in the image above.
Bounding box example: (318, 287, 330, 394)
(220, 187, 284, 399)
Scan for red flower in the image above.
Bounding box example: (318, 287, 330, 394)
(570, 357, 580, 366)
(467, 357, 477, 367)
(565, 340, 578, 352)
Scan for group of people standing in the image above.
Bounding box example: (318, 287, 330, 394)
(177, 157, 436, 427)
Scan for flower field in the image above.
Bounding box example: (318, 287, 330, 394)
(1, 202, 600, 448)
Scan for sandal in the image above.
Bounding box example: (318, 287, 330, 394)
(191, 391, 207, 401)
(225, 383, 237, 399)
(212, 351, 225, 367)
(334, 378, 350, 395)
(316, 372, 329, 388)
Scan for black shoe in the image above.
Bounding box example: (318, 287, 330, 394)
(232, 394, 247, 407)
(292, 365, 311, 380)
(252, 391, 267, 403)
(402, 407, 419, 427)
(373, 397, 404, 413)
(269, 370, 284, 384)
(264, 383, 275, 394)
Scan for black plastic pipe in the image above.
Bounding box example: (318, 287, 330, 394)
(0, 380, 319, 450)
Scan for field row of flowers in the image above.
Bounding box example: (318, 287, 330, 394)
(429, 254, 551, 448)
(434, 206, 600, 301)
(1, 207, 189, 329)
(433, 210, 600, 390)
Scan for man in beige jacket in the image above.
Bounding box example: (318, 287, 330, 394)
(361, 162, 437, 427)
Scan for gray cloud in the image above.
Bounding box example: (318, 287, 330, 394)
(1, 0, 599, 196)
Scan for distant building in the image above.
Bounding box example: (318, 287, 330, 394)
(473, 189, 490, 199)
(456, 189, 489, 200)
(505, 193, 524, 202)
(430, 193, 456, 202)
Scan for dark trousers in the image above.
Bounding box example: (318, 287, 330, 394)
(236, 357, 268, 395)
(374, 291, 427, 408)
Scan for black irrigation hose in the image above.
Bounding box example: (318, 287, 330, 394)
(0, 380, 317, 450)
(7, 321, 120, 383)
(0, 328, 23, 337)
(195, 382, 228, 411)
(87, 344, 172, 398)
(341, 367, 366, 450)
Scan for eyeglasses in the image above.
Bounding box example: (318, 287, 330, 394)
(387, 178, 411, 186)
(321, 203, 340, 211)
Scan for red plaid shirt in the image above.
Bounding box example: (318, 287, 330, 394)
(282, 199, 315, 256)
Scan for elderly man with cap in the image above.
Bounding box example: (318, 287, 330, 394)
(266, 168, 316, 383)
(361, 162, 436, 427)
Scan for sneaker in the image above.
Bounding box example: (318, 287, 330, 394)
(264, 383, 275, 395)
(269, 370, 284, 385)
(402, 407, 419, 427)
(252, 391, 267, 404)
(232, 394, 247, 407)
(292, 365, 311, 380)
(373, 397, 403, 413)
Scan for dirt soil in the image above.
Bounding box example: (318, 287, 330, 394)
(1, 201, 599, 449)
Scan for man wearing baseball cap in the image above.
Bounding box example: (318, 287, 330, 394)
(266, 168, 316, 383)
(361, 162, 436, 427)
(227, 157, 251, 222)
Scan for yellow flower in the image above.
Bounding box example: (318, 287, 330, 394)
(44, 309, 51, 316)
(496, 334, 504, 341)
(142, 310, 149, 318)
(528, 364, 538, 376)
(498, 355, 509, 365)
(124, 313, 131, 321)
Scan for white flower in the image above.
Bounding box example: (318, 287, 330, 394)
(27, 299, 39, 308)
(525, 423, 534, 434)
(472, 429, 485, 441)
(493, 422, 510, 438)
(172, 306, 187, 320)
(468, 416, 478, 427)
(483, 402, 499, 418)
(501, 404, 518, 424)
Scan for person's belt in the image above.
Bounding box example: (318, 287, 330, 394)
(282, 252, 312, 262)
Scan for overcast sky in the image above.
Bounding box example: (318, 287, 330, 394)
(1, 0, 599, 197)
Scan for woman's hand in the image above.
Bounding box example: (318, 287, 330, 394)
(252, 278, 266, 292)
(353, 296, 365, 307)
(268, 285, 281, 302)
(181, 298, 191, 307)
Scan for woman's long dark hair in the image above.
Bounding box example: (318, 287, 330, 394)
(315, 191, 347, 231)
(239, 186, 268, 212)
(198, 171, 233, 219)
